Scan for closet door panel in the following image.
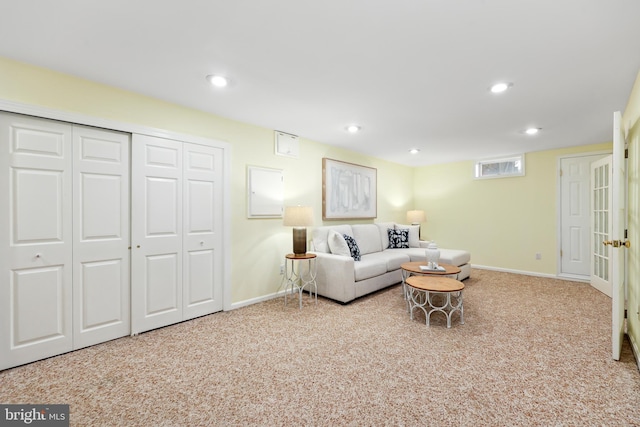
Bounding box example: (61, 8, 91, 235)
(183, 143, 223, 319)
(132, 134, 183, 334)
(0, 112, 73, 370)
(73, 125, 130, 349)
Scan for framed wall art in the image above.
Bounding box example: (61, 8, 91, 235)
(322, 158, 377, 220)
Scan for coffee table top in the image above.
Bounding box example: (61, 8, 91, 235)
(406, 276, 464, 292)
(401, 262, 461, 275)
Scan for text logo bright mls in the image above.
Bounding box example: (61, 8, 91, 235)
(1, 405, 69, 426)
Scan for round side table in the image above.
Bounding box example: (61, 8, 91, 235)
(282, 253, 317, 309)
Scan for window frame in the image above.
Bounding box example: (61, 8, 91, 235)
(474, 154, 525, 179)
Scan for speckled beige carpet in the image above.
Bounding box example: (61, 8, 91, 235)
(1, 269, 639, 426)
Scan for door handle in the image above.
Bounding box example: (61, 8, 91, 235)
(603, 240, 631, 248)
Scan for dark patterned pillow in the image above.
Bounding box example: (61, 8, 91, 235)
(388, 228, 409, 249)
(343, 234, 361, 261)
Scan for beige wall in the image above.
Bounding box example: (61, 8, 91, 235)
(623, 70, 640, 359)
(413, 143, 612, 275)
(0, 56, 413, 305)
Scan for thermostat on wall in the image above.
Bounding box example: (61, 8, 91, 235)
(275, 130, 299, 158)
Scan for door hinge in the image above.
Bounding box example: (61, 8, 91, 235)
(625, 229, 628, 239)
(625, 148, 629, 159)
(560, 249, 563, 257)
(559, 169, 563, 177)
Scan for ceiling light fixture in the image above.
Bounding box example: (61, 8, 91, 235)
(409, 148, 420, 154)
(346, 125, 361, 133)
(206, 74, 229, 88)
(490, 82, 513, 93)
(524, 127, 541, 135)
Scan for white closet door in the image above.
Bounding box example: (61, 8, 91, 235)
(0, 112, 73, 370)
(72, 125, 130, 349)
(131, 134, 183, 334)
(183, 143, 223, 319)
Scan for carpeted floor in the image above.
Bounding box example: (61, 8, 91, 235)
(1, 269, 639, 426)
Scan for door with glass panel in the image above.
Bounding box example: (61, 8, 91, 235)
(590, 111, 628, 360)
(591, 155, 613, 297)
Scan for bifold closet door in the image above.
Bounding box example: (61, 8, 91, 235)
(183, 143, 223, 319)
(131, 135, 183, 334)
(0, 112, 73, 370)
(72, 125, 130, 349)
(131, 136, 224, 334)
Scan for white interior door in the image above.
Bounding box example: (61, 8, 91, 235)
(183, 143, 224, 319)
(590, 155, 613, 297)
(73, 125, 130, 349)
(560, 155, 606, 277)
(0, 112, 73, 370)
(131, 134, 183, 334)
(611, 111, 627, 361)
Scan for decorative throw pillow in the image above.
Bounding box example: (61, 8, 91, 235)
(343, 234, 361, 261)
(327, 230, 351, 257)
(395, 224, 420, 247)
(388, 228, 409, 249)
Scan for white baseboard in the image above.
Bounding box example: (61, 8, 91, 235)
(229, 289, 287, 310)
(471, 264, 589, 282)
(629, 332, 640, 372)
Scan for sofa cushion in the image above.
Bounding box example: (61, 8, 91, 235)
(395, 247, 471, 265)
(440, 248, 471, 266)
(368, 250, 411, 271)
(343, 234, 361, 261)
(311, 225, 353, 253)
(388, 228, 409, 248)
(327, 230, 350, 257)
(375, 222, 395, 249)
(354, 254, 388, 280)
(395, 224, 420, 248)
(351, 224, 383, 255)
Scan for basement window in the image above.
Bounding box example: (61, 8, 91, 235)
(474, 154, 525, 179)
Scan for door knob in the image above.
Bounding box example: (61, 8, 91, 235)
(604, 240, 631, 248)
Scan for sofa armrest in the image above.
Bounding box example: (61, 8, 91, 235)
(310, 252, 356, 303)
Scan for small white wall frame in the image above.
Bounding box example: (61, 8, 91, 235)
(247, 166, 284, 218)
(274, 131, 299, 158)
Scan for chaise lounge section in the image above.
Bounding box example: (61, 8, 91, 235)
(310, 222, 470, 303)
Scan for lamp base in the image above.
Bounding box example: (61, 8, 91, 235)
(292, 227, 307, 256)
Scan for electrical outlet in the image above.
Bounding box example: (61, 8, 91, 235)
(280, 264, 284, 275)
(535, 253, 542, 260)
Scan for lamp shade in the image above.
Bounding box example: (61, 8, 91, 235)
(283, 206, 314, 227)
(406, 210, 426, 224)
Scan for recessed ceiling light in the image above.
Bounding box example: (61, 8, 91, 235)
(490, 82, 513, 93)
(206, 74, 229, 88)
(346, 125, 361, 133)
(524, 127, 541, 135)
(409, 148, 420, 154)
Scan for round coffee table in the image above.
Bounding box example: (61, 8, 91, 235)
(405, 275, 465, 328)
(400, 262, 461, 309)
(401, 261, 461, 279)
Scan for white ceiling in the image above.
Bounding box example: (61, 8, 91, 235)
(1, 0, 640, 166)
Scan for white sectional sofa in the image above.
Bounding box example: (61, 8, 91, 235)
(310, 222, 471, 303)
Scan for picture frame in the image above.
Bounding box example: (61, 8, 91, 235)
(322, 158, 377, 220)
